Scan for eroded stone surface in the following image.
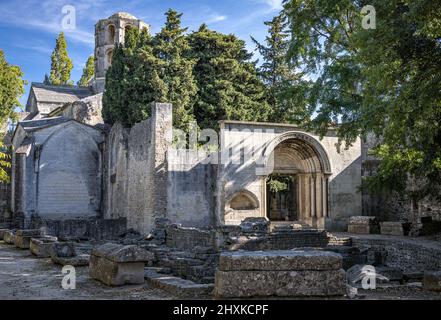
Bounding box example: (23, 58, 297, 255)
(51, 242, 76, 258)
(89, 255, 145, 286)
(3, 230, 15, 244)
(215, 269, 346, 298)
(30, 236, 58, 258)
(423, 271, 441, 292)
(219, 250, 342, 271)
(92, 243, 154, 262)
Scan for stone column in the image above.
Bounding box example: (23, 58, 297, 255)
(315, 173, 323, 219)
(310, 175, 315, 218)
(322, 176, 328, 218)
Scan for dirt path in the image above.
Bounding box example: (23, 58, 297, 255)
(0, 241, 176, 300)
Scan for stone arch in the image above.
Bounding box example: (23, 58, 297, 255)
(36, 122, 102, 219)
(227, 189, 259, 210)
(260, 131, 332, 228)
(225, 189, 260, 224)
(261, 131, 332, 175)
(105, 48, 113, 69)
(107, 24, 116, 44)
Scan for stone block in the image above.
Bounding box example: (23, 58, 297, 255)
(215, 250, 346, 298)
(91, 243, 154, 262)
(240, 217, 269, 234)
(145, 268, 214, 298)
(52, 254, 90, 267)
(0, 229, 8, 239)
(423, 271, 441, 292)
(30, 236, 58, 258)
(215, 269, 346, 298)
(89, 255, 145, 286)
(3, 230, 15, 244)
(14, 229, 43, 249)
(50, 242, 76, 258)
(219, 250, 342, 271)
(348, 216, 379, 234)
(380, 222, 404, 236)
(89, 243, 153, 286)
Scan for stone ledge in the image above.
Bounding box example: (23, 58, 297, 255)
(51, 254, 90, 266)
(30, 236, 58, 258)
(215, 269, 346, 298)
(3, 230, 15, 244)
(219, 250, 342, 271)
(145, 268, 214, 298)
(92, 243, 153, 263)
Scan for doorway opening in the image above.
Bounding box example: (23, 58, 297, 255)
(266, 174, 297, 221)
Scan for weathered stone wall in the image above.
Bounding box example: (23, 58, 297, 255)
(104, 103, 172, 235)
(59, 94, 104, 125)
(217, 121, 362, 231)
(11, 120, 105, 225)
(362, 132, 441, 223)
(351, 236, 441, 272)
(167, 150, 216, 227)
(165, 225, 216, 250)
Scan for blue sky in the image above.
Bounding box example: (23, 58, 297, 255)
(0, 0, 283, 107)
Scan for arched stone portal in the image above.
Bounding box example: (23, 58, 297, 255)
(262, 132, 331, 229)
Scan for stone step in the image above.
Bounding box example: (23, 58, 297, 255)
(144, 268, 214, 298)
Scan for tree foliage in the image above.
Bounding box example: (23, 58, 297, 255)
(189, 24, 270, 130)
(103, 10, 269, 131)
(0, 50, 25, 182)
(283, 0, 441, 199)
(48, 32, 73, 85)
(152, 9, 197, 132)
(77, 56, 94, 87)
(103, 28, 166, 126)
(252, 14, 308, 123)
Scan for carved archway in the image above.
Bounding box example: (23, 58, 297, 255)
(260, 131, 332, 228)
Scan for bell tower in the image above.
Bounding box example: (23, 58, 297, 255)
(92, 12, 149, 93)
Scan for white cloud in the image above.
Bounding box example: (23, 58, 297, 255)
(263, 0, 283, 11)
(0, 0, 97, 46)
(206, 15, 227, 24)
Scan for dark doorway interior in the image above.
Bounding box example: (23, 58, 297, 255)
(266, 174, 297, 221)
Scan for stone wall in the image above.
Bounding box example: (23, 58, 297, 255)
(217, 121, 362, 231)
(11, 120, 105, 225)
(167, 150, 216, 228)
(165, 225, 216, 250)
(362, 132, 441, 224)
(351, 236, 441, 272)
(103, 103, 172, 235)
(59, 94, 103, 125)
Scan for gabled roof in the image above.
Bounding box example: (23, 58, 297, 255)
(18, 116, 70, 131)
(26, 82, 93, 111)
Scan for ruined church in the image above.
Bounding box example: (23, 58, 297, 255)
(3, 12, 432, 238)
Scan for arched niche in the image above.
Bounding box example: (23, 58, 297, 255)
(36, 122, 102, 219)
(228, 190, 259, 210)
(107, 24, 116, 44)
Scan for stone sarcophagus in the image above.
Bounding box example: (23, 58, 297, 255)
(2, 230, 15, 244)
(14, 229, 43, 249)
(30, 236, 58, 258)
(380, 222, 405, 236)
(215, 250, 347, 298)
(89, 243, 154, 286)
(347, 216, 380, 234)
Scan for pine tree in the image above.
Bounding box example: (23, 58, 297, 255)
(252, 14, 307, 124)
(188, 24, 270, 130)
(152, 9, 197, 132)
(49, 32, 73, 85)
(77, 56, 94, 87)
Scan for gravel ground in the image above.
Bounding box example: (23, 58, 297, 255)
(1, 241, 440, 300)
(0, 241, 176, 300)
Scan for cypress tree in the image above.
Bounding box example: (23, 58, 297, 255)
(48, 32, 73, 85)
